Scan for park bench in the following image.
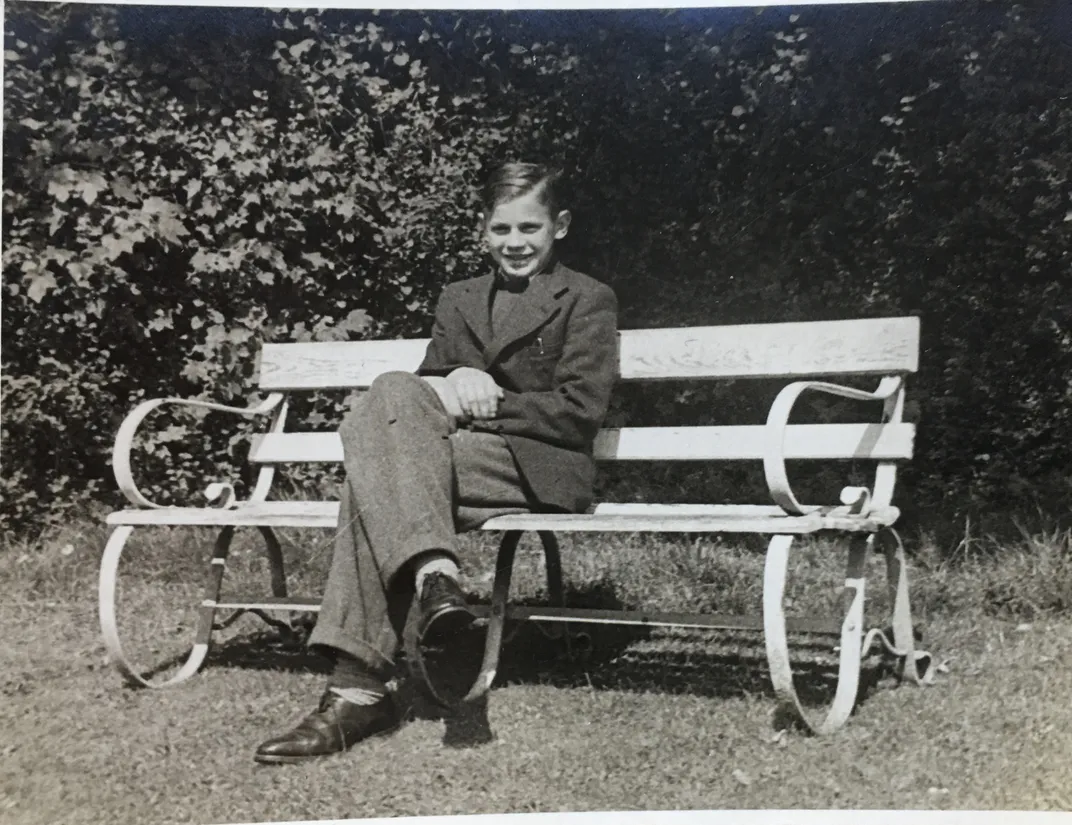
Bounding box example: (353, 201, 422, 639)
(100, 316, 934, 735)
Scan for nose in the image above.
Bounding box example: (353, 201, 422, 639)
(505, 229, 526, 249)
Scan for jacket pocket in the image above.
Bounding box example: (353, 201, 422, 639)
(527, 349, 563, 386)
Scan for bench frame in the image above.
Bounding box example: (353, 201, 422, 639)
(100, 317, 935, 735)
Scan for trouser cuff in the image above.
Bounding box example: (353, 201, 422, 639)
(307, 626, 397, 675)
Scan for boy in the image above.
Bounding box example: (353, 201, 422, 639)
(255, 162, 619, 763)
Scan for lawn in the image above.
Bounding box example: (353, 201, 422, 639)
(3, 517, 1071, 824)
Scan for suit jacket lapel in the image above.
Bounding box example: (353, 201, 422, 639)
(483, 263, 571, 366)
(452, 273, 495, 353)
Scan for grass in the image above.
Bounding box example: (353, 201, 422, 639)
(3, 513, 1072, 824)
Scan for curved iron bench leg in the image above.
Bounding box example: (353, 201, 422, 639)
(539, 530, 564, 608)
(463, 530, 523, 703)
(255, 525, 315, 642)
(100, 525, 235, 689)
(869, 527, 936, 686)
(258, 526, 287, 599)
(763, 532, 868, 735)
(533, 530, 568, 641)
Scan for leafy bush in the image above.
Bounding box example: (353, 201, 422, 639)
(2, 6, 555, 530)
(3, 3, 1070, 545)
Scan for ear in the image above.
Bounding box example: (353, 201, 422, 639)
(553, 209, 572, 240)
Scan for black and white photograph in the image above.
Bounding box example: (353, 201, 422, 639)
(2, 0, 1071, 822)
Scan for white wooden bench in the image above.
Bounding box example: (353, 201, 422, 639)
(100, 316, 934, 735)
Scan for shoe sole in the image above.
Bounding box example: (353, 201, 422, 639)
(413, 607, 485, 708)
(418, 604, 477, 650)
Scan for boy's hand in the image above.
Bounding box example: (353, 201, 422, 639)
(446, 367, 504, 420)
(422, 376, 469, 424)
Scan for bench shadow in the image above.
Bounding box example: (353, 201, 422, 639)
(145, 579, 887, 746)
(133, 630, 331, 685)
(488, 583, 887, 710)
(402, 580, 889, 747)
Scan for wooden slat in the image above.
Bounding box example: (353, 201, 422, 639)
(248, 423, 914, 464)
(617, 317, 919, 381)
(257, 339, 430, 391)
(107, 501, 339, 527)
(255, 317, 920, 390)
(591, 502, 885, 518)
(107, 501, 898, 532)
(478, 510, 898, 533)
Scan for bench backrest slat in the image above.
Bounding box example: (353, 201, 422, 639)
(249, 423, 914, 464)
(256, 317, 920, 391)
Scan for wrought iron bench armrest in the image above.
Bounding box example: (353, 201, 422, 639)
(763, 376, 904, 516)
(112, 392, 287, 510)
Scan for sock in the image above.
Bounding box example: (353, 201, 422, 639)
(327, 652, 388, 705)
(414, 553, 460, 594)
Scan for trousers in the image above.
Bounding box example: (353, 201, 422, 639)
(307, 371, 537, 672)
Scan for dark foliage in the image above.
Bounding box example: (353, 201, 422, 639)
(3, 2, 1070, 546)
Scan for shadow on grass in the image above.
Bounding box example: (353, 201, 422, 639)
(128, 632, 330, 687)
(140, 579, 888, 744)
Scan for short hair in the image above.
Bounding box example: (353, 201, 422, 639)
(480, 162, 565, 216)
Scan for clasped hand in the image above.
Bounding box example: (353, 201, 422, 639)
(424, 367, 503, 423)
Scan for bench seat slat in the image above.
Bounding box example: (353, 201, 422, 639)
(249, 423, 914, 464)
(479, 511, 898, 533)
(256, 317, 920, 391)
(107, 501, 898, 533)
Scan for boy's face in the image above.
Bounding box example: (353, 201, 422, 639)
(481, 188, 570, 279)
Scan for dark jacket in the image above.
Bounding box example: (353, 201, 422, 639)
(417, 261, 619, 513)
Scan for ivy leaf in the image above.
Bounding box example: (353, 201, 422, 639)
(307, 144, 336, 167)
(181, 359, 212, 384)
(66, 261, 91, 285)
(141, 196, 181, 216)
(79, 173, 107, 205)
(102, 234, 136, 261)
(112, 176, 139, 203)
(157, 215, 189, 244)
(339, 308, 372, 335)
(26, 271, 57, 304)
(47, 169, 75, 203)
(334, 199, 356, 219)
(312, 316, 347, 341)
(148, 312, 175, 332)
(289, 39, 315, 59)
(301, 251, 331, 269)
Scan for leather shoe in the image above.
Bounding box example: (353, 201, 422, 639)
(416, 572, 477, 648)
(254, 688, 399, 765)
